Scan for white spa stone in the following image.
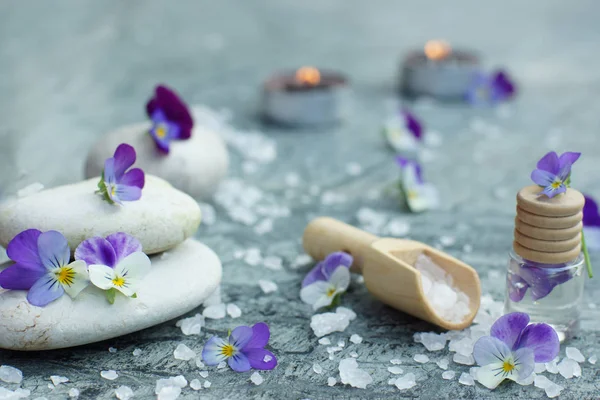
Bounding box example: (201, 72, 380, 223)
(0, 239, 221, 351)
(85, 122, 229, 200)
(0, 175, 200, 255)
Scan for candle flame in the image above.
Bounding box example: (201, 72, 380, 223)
(424, 40, 451, 61)
(295, 67, 321, 86)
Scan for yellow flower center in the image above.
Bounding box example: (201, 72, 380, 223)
(112, 276, 126, 287)
(407, 189, 419, 200)
(326, 287, 337, 297)
(502, 360, 515, 373)
(221, 344, 235, 357)
(155, 124, 168, 139)
(55, 267, 75, 286)
(551, 180, 562, 189)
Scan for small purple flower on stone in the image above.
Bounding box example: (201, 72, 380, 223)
(98, 143, 145, 205)
(383, 109, 423, 154)
(396, 156, 439, 213)
(473, 312, 559, 389)
(146, 85, 194, 154)
(202, 322, 277, 372)
(0, 229, 89, 307)
(466, 70, 516, 106)
(300, 252, 352, 310)
(530, 151, 580, 198)
(583, 194, 600, 251)
(75, 232, 150, 303)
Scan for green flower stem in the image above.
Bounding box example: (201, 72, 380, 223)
(582, 231, 593, 278)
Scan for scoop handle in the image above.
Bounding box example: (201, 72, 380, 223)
(302, 217, 379, 273)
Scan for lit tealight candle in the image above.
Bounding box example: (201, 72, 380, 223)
(262, 66, 349, 127)
(400, 40, 480, 99)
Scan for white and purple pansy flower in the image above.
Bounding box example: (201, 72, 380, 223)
(383, 109, 423, 154)
(97, 143, 145, 205)
(530, 151, 580, 199)
(75, 232, 150, 304)
(146, 85, 194, 154)
(473, 312, 559, 389)
(0, 229, 89, 307)
(202, 322, 277, 372)
(396, 156, 439, 213)
(466, 70, 516, 106)
(300, 252, 352, 311)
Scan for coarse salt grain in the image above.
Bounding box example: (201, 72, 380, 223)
(174, 343, 196, 361)
(258, 279, 278, 293)
(115, 385, 134, 400)
(250, 372, 264, 385)
(566, 347, 585, 363)
(413, 354, 429, 364)
(350, 334, 363, 344)
(100, 370, 118, 380)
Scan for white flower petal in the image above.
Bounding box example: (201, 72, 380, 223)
(300, 281, 331, 307)
(61, 260, 89, 298)
(329, 266, 350, 292)
(476, 362, 508, 389)
(88, 264, 116, 291)
(115, 252, 151, 284)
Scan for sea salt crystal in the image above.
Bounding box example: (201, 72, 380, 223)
(337, 340, 346, 348)
(17, 182, 44, 197)
(318, 338, 331, 345)
(350, 334, 363, 344)
(217, 362, 227, 369)
(390, 359, 402, 365)
(339, 358, 373, 389)
(68, 388, 80, 398)
(545, 358, 559, 374)
(346, 162, 362, 176)
(436, 359, 449, 370)
(226, 303, 242, 318)
(109, 347, 118, 353)
(327, 377, 336, 386)
(157, 386, 181, 400)
(0, 388, 30, 400)
(356, 207, 388, 234)
(174, 344, 196, 361)
(310, 309, 352, 337)
(350, 352, 358, 358)
(442, 371, 455, 380)
(190, 379, 203, 391)
(439, 236, 456, 247)
(453, 353, 475, 365)
(198, 371, 209, 379)
(133, 348, 142, 356)
(291, 254, 312, 269)
(534, 363, 546, 373)
(385, 218, 410, 236)
(263, 256, 283, 270)
(155, 376, 188, 394)
(469, 367, 480, 379)
(418, 332, 447, 351)
(244, 248, 262, 266)
(394, 373, 416, 390)
(203, 303, 226, 319)
(413, 354, 429, 363)
(115, 385, 134, 400)
(449, 337, 473, 356)
(50, 375, 69, 385)
(516, 371, 536, 386)
(313, 364, 323, 374)
(589, 355, 597, 364)
(388, 366, 404, 375)
(566, 347, 585, 363)
(458, 372, 474, 386)
(254, 218, 273, 235)
(176, 313, 205, 335)
(534, 375, 564, 398)
(0, 365, 23, 384)
(285, 173, 300, 187)
(327, 346, 343, 354)
(203, 381, 211, 388)
(336, 307, 357, 321)
(258, 279, 278, 293)
(321, 191, 347, 205)
(101, 370, 118, 380)
(557, 358, 581, 379)
(250, 372, 264, 385)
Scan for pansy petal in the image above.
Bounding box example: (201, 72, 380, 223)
(490, 312, 530, 350)
(322, 252, 353, 278)
(402, 110, 423, 139)
(112, 144, 137, 179)
(74, 237, 117, 268)
(154, 85, 194, 139)
(541, 184, 566, 199)
(531, 169, 556, 187)
(301, 262, 327, 287)
(88, 264, 116, 290)
(113, 252, 151, 295)
(115, 184, 142, 202)
(583, 195, 600, 226)
(244, 348, 277, 370)
(202, 336, 228, 365)
(6, 229, 43, 269)
(476, 362, 508, 389)
(37, 231, 70, 270)
(536, 152, 560, 175)
(329, 265, 350, 292)
(557, 152, 581, 180)
(508, 273, 529, 302)
(515, 323, 559, 363)
(0, 263, 46, 290)
(512, 347, 535, 381)
(119, 168, 145, 189)
(300, 281, 330, 307)
(61, 260, 89, 298)
(103, 157, 116, 185)
(228, 352, 251, 372)
(106, 233, 142, 263)
(229, 325, 253, 350)
(26, 274, 65, 307)
(473, 336, 513, 367)
(244, 322, 271, 350)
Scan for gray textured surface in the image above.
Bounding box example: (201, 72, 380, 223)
(1, 1, 600, 399)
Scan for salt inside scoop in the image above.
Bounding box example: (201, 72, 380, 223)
(415, 253, 471, 324)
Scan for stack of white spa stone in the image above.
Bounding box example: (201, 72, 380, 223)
(0, 175, 222, 351)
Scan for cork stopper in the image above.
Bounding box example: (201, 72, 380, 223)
(513, 185, 584, 264)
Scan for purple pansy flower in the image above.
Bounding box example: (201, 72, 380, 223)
(0, 229, 89, 307)
(530, 151, 580, 198)
(146, 85, 194, 154)
(300, 252, 352, 310)
(202, 322, 277, 372)
(97, 143, 145, 205)
(396, 156, 439, 213)
(383, 109, 423, 154)
(474, 312, 559, 389)
(466, 70, 516, 106)
(583, 194, 600, 251)
(507, 260, 573, 302)
(75, 233, 150, 303)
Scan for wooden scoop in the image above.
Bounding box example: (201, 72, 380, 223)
(303, 217, 481, 331)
